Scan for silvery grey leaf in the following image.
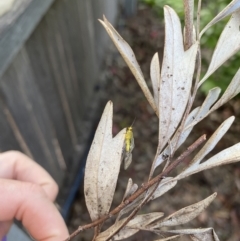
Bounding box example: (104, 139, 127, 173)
(100, 16, 158, 116)
(128, 212, 164, 229)
(96, 213, 164, 241)
(150, 193, 217, 228)
(150, 52, 161, 107)
(211, 68, 240, 112)
(114, 212, 164, 240)
(148, 177, 177, 201)
(182, 116, 235, 173)
(177, 143, 240, 180)
(118, 195, 143, 218)
(84, 101, 125, 221)
(200, 0, 240, 37)
(122, 178, 138, 201)
(159, 6, 198, 152)
(151, 107, 200, 177)
(96, 218, 127, 241)
(184, 87, 221, 130)
(154, 235, 180, 241)
(116, 179, 138, 222)
(199, 10, 240, 86)
(165, 228, 220, 241)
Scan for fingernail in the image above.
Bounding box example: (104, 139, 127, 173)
(1, 236, 7, 241)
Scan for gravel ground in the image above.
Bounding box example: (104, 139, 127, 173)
(67, 5, 240, 241)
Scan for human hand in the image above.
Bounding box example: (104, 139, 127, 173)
(0, 151, 69, 241)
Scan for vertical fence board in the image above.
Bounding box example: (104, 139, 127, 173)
(0, 95, 23, 152)
(0, 47, 64, 183)
(0, 0, 123, 209)
(25, 21, 73, 164)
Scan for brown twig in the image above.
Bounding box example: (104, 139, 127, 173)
(64, 134, 206, 241)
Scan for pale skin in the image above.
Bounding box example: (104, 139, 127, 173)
(0, 151, 69, 241)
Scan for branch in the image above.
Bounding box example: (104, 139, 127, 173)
(64, 134, 206, 241)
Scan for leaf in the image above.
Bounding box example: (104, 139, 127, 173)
(151, 87, 220, 176)
(122, 178, 138, 201)
(210, 68, 240, 112)
(118, 195, 143, 218)
(84, 101, 125, 221)
(185, 69, 240, 130)
(127, 212, 164, 229)
(151, 107, 200, 176)
(159, 6, 198, 152)
(115, 213, 164, 240)
(96, 213, 164, 241)
(119, 178, 175, 218)
(177, 143, 240, 180)
(194, 87, 221, 120)
(155, 235, 180, 241)
(151, 193, 217, 227)
(148, 177, 177, 201)
(96, 219, 126, 241)
(165, 228, 220, 241)
(199, 10, 240, 87)
(150, 52, 161, 107)
(116, 179, 138, 222)
(200, 0, 240, 37)
(187, 116, 235, 167)
(99, 16, 158, 116)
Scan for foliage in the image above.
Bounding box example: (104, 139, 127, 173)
(66, 1, 240, 241)
(141, 0, 240, 95)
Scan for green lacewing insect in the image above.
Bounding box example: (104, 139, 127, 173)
(123, 119, 135, 169)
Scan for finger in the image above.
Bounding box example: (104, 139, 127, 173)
(0, 179, 69, 241)
(0, 151, 58, 201)
(0, 221, 12, 240)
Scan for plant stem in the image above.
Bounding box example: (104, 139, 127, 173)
(64, 134, 206, 241)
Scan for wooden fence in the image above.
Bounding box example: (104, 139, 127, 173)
(0, 0, 136, 212)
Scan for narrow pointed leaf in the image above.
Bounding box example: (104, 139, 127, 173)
(155, 235, 180, 241)
(97, 213, 164, 241)
(122, 178, 133, 201)
(84, 101, 125, 220)
(122, 179, 138, 201)
(194, 87, 221, 120)
(148, 177, 177, 201)
(211, 68, 240, 112)
(165, 228, 220, 241)
(120, 178, 174, 218)
(159, 6, 198, 152)
(116, 179, 138, 222)
(200, 0, 240, 37)
(178, 143, 240, 180)
(199, 10, 240, 86)
(151, 107, 200, 176)
(151, 193, 217, 227)
(114, 212, 164, 240)
(118, 195, 143, 218)
(96, 219, 126, 241)
(128, 212, 164, 228)
(150, 53, 161, 107)
(112, 227, 138, 241)
(185, 87, 221, 129)
(186, 71, 239, 130)
(100, 16, 158, 116)
(186, 116, 235, 167)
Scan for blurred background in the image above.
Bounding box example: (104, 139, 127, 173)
(0, 0, 240, 240)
